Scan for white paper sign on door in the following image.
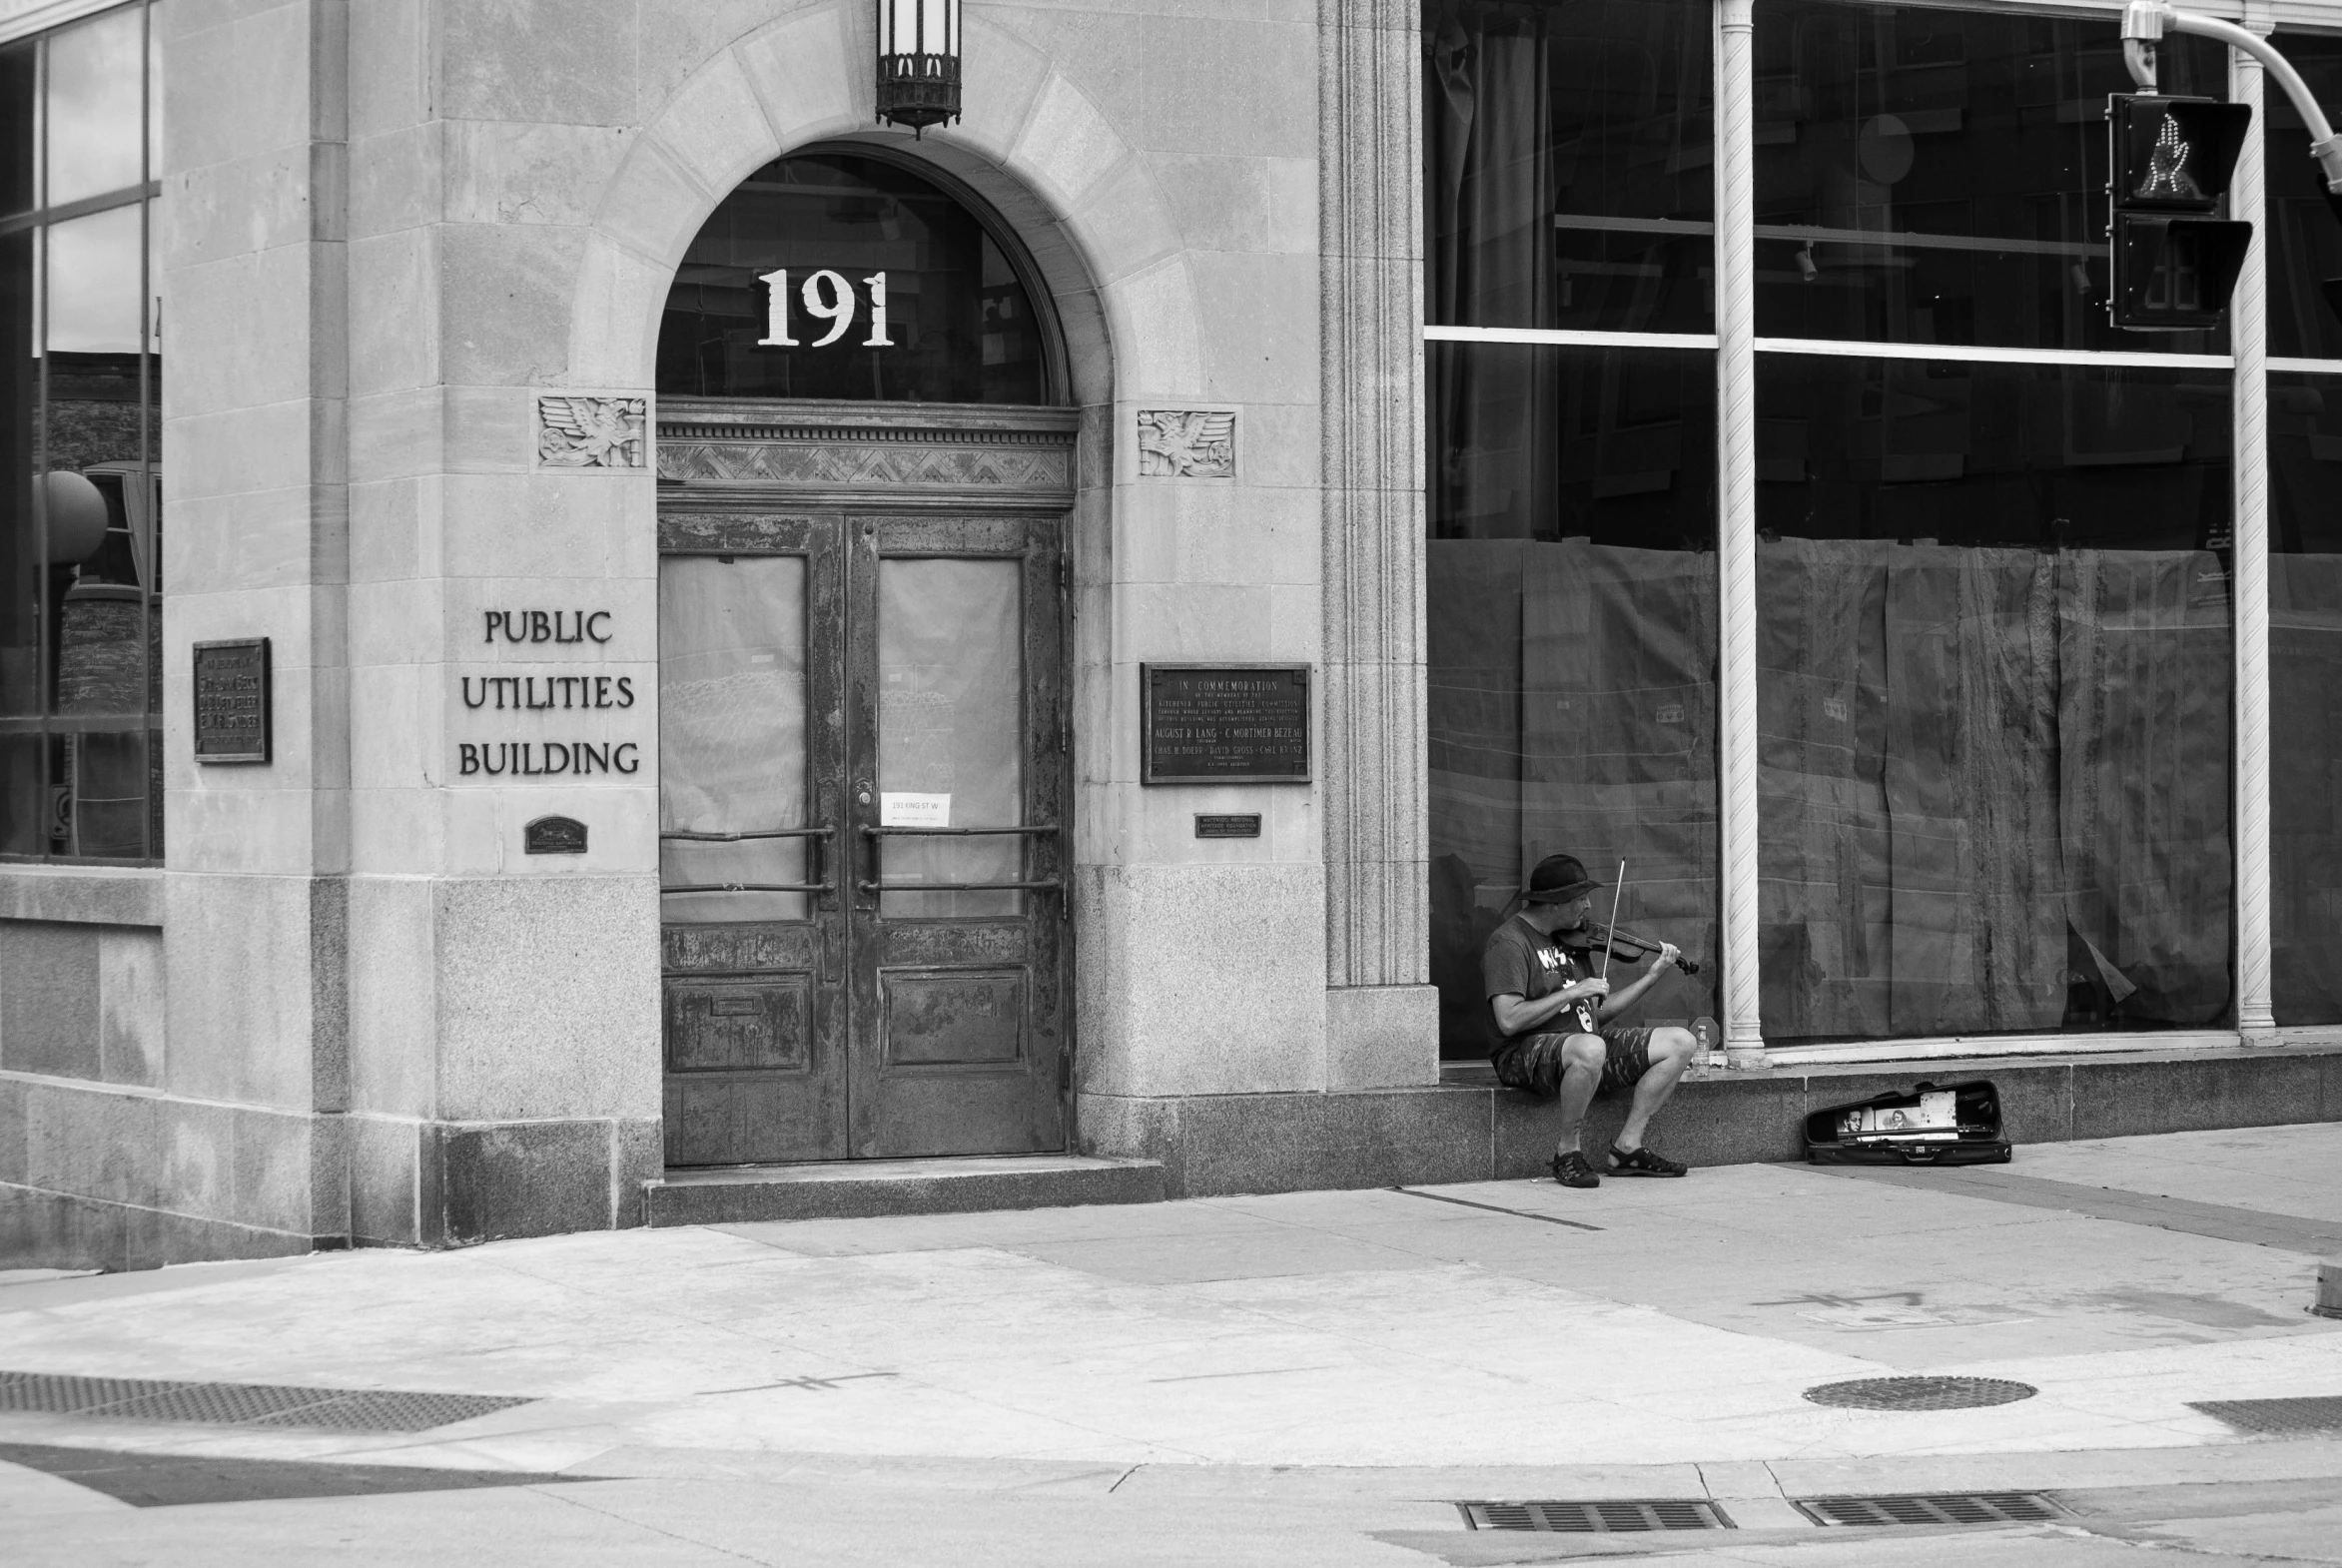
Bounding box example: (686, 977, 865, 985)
(879, 792, 951, 828)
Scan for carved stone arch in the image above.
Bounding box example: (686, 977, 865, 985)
(561, 0, 1150, 408)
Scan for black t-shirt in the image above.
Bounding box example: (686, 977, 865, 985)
(1481, 914, 1596, 1054)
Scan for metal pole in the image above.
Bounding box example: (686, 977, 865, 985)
(1715, 0, 1766, 1069)
(2230, 26, 2276, 1041)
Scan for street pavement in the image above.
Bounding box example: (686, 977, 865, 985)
(3, 1124, 2339, 1565)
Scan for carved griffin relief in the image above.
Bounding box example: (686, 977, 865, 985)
(1137, 409, 1235, 477)
(537, 395, 648, 469)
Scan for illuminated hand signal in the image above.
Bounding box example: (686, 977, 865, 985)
(2136, 114, 2204, 202)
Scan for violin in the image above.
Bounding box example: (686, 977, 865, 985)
(1566, 922, 1703, 976)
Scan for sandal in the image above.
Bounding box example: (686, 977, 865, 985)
(1609, 1144, 1689, 1177)
(1550, 1151, 1601, 1188)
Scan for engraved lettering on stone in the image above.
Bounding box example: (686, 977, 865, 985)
(537, 395, 647, 468)
(1137, 410, 1235, 477)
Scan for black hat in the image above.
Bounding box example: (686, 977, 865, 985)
(1521, 854, 1604, 904)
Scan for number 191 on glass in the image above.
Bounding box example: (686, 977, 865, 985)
(757, 269, 892, 348)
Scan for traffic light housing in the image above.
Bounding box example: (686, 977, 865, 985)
(2106, 94, 2254, 331)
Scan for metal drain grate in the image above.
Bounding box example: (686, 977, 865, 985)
(1797, 1493, 2063, 1527)
(0, 1372, 530, 1433)
(2190, 1396, 2342, 1436)
(1803, 1375, 2038, 1411)
(1456, 1500, 1733, 1532)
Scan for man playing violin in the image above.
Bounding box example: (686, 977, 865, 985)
(1482, 854, 1698, 1189)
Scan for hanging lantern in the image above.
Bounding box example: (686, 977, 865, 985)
(876, 0, 962, 136)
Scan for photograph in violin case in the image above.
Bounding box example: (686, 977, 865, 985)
(1803, 1080, 2013, 1166)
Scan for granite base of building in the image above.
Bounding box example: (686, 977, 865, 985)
(9, 1044, 2338, 1268)
(1076, 1042, 2342, 1198)
(0, 1183, 331, 1274)
(0, 1104, 659, 1271)
(642, 1155, 1168, 1226)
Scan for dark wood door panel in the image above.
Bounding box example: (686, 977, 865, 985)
(878, 966, 1029, 1068)
(662, 922, 826, 976)
(664, 976, 814, 1074)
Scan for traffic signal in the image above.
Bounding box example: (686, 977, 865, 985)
(2106, 95, 2254, 331)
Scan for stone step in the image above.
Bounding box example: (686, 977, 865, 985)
(642, 1154, 1167, 1227)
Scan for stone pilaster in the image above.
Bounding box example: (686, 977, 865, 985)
(1318, 0, 1437, 1084)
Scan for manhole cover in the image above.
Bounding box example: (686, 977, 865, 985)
(2189, 1396, 2342, 1436)
(1457, 1500, 1732, 1532)
(1798, 1493, 2062, 1526)
(1803, 1376, 2037, 1411)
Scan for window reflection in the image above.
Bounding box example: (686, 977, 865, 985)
(1, 42, 33, 217)
(43, 4, 144, 207)
(45, 204, 142, 353)
(1425, 0, 1713, 333)
(0, 3, 161, 862)
(1427, 344, 1719, 1059)
(2267, 34, 2342, 362)
(2270, 372, 2342, 1023)
(1754, 0, 2227, 353)
(1757, 355, 2234, 1042)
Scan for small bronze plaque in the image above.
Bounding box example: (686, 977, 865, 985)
(1141, 663, 1310, 785)
(524, 815, 588, 855)
(1194, 814, 1262, 839)
(193, 638, 271, 764)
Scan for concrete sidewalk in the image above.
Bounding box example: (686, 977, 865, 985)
(3, 1126, 2340, 1564)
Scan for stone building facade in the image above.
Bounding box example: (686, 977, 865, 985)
(4, 0, 2340, 1267)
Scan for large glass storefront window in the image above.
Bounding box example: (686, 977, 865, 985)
(2268, 33, 2342, 363)
(1424, 0, 1718, 1061)
(1427, 347, 1720, 1059)
(1426, 0, 1714, 335)
(1757, 356, 2234, 1042)
(2270, 372, 2342, 1024)
(1754, 0, 2226, 353)
(1, 3, 163, 862)
(2267, 35, 2342, 1026)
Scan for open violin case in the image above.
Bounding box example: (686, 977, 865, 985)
(1803, 1080, 2012, 1166)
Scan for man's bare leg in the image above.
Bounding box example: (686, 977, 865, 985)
(1616, 1027, 1697, 1153)
(1552, 1034, 1607, 1157)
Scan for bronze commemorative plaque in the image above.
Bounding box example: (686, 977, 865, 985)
(193, 638, 272, 764)
(1141, 664, 1310, 785)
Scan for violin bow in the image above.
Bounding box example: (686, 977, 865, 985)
(1600, 860, 1627, 979)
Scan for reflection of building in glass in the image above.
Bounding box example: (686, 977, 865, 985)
(1, 2, 162, 864)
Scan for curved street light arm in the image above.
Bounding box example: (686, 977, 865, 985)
(2125, 1, 2342, 194)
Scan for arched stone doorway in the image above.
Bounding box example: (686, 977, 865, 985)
(653, 148, 1079, 1167)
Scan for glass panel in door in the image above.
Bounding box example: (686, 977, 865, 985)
(660, 555, 808, 922)
(875, 556, 1025, 917)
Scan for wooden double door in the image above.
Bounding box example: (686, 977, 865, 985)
(657, 504, 1068, 1166)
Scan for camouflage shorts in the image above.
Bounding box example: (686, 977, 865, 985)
(1490, 1025, 1658, 1099)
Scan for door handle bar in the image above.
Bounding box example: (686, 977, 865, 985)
(855, 880, 1065, 894)
(856, 825, 1066, 900)
(858, 825, 1063, 837)
(663, 882, 832, 895)
(661, 827, 837, 841)
(659, 825, 836, 897)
